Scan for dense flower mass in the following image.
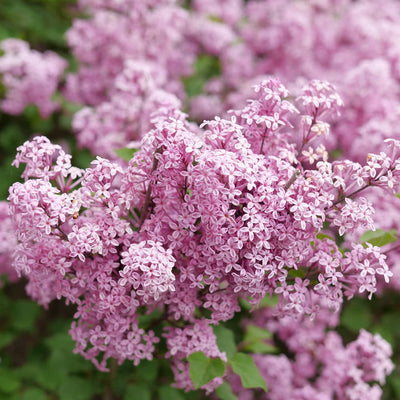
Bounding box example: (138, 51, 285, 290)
(6, 80, 398, 392)
(238, 299, 395, 399)
(0, 39, 67, 117)
(0, 201, 18, 286)
(2, 0, 400, 398)
(244, 330, 394, 400)
(2, 0, 400, 161)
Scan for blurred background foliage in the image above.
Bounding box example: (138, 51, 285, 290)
(0, 0, 91, 199)
(0, 1, 399, 399)
(0, 0, 76, 51)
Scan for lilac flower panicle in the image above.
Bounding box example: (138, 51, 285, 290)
(2, 1, 400, 396)
(3, 2, 399, 390)
(0, 39, 66, 118)
(5, 76, 398, 396)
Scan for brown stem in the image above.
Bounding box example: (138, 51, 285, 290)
(284, 169, 301, 191)
(331, 183, 371, 207)
(56, 226, 69, 240)
(297, 111, 317, 156)
(103, 358, 118, 400)
(259, 126, 268, 155)
(138, 147, 164, 230)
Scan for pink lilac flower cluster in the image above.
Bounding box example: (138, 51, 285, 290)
(72, 61, 186, 159)
(3, 0, 396, 283)
(0, 201, 18, 286)
(7, 80, 397, 392)
(64, 0, 196, 106)
(1, 0, 400, 161)
(64, 0, 241, 158)
(63, 0, 400, 191)
(233, 297, 394, 400)
(232, 329, 393, 400)
(0, 39, 67, 118)
(2, 0, 400, 163)
(192, 0, 400, 153)
(0, 0, 399, 394)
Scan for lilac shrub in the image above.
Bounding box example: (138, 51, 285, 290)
(1, 0, 400, 397)
(6, 80, 397, 394)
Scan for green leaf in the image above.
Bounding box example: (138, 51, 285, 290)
(0, 332, 15, 349)
(213, 325, 237, 358)
(44, 332, 92, 374)
(242, 325, 277, 354)
(188, 352, 225, 389)
(244, 325, 272, 341)
(21, 388, 49, 400)
(158, 386, 185, 400)
(57, 376, 97, 400)
(9, 299, 41, 332)
(124, 384, 151, 400)
(341, 298, 372, 332)
(380, 311, 400, 336)
(389, 374, 400, 397)
(243, 341, 276, 354)
(287, 269, 305, 279)
(35, 363, 69, 391)
(239, 298, 252, 311)
(360, 229, 397, 247)
(259, 294, 278, 308)
(114, 147, 139, 161)
(44, 331, 74, 351)
(48, 348, 92, 374)
(0, 290, 10, 316)
(239, 294, 277, 311)
(182, 54, 221, 98)
(0, 369, 21, 394)
(138, 307, 163, 329)
(373, 311, 400, 343)
(215, 382, 238, 400)
(228, 353, 267, 391)
(316, 233, 334, 241)
(110, 361, 134, 397)
(15, 363, 43, 385)
(136, 359, 159, 383)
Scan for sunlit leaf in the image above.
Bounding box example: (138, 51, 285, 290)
(124, 384, 151, 400)
(228, 353, 267, 391)
(188, 352, 225, 389)
(242, 325, 277, 354)
(341, 298, 372, 332)
(213, 325, 236, 358)
(360, 229, 397, 247)
(114, 147, 139, 161)
(158, 386, 185, 400)
(215, 381, 238, 400)
(57, 376, 97, 400)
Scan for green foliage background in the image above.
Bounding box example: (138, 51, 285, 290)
(0, 1, 399, 399)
